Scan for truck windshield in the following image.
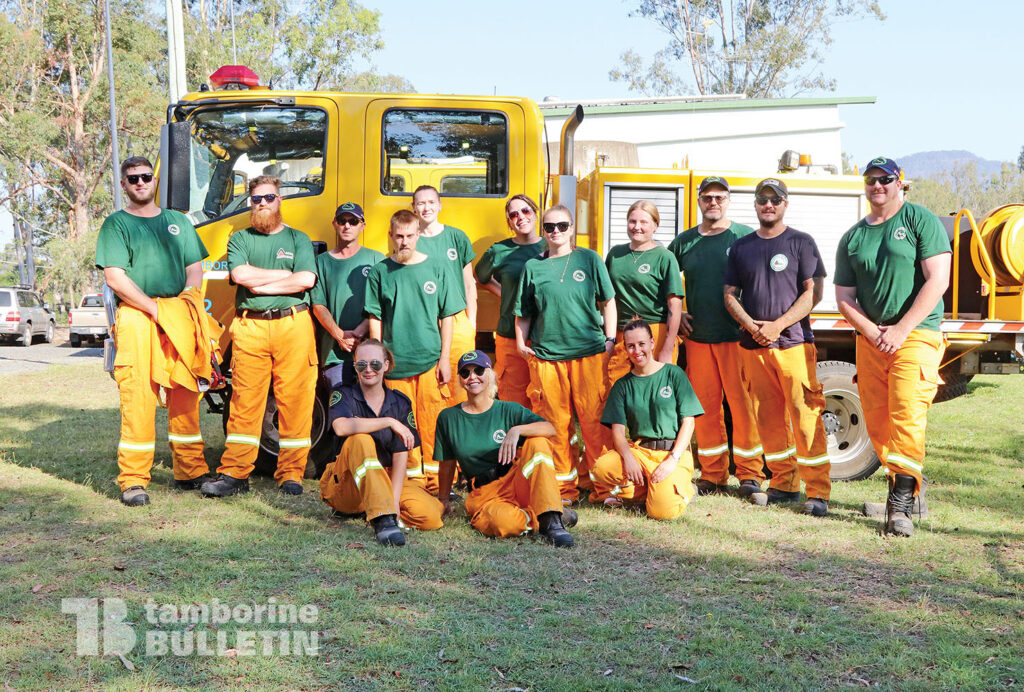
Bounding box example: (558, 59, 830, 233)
(182, 106, 327, 225)
(381, 109, 507, 196)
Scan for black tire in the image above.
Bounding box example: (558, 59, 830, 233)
(69, 333, 81, 347)
(20, 324, 32, 347)
(817, 360, 880, 481)
(934, 365, 974, 404)
(44, 321, 54, 344)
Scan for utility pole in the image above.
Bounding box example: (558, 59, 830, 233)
(166, 0, 187, 103)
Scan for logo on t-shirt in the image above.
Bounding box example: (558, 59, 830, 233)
(167, 224, 180, 236)
(407, 411, 417, 429)
(893, 226, 908, 240)
(492, 429, 507, 443)
(276, 248, 294, 260)
(659, 386, 673, 399)
(329, 391, 342, 406)
(446, 248, 458, 261)
(769, 254, 789, 272)
(572, 270, 586, 282)
(423, 281, 437, 295)
(638, 263, 651, 274)
(361, 266, 370, 277)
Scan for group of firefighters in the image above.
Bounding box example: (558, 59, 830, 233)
(96, 153, 950, 547)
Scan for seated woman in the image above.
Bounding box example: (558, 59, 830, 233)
(592, 319, 704, 520)
(319, 338, 444, 546)
(434, 350, 576, 547)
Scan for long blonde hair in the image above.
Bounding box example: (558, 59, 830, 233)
(627, 199, 660, 226)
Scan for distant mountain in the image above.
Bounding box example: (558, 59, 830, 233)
(899, 150, 1007, 179)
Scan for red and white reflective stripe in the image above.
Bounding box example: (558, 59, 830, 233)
(808, 318, 1024, 334)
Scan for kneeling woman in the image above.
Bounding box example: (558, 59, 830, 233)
(434, 351, 576, 547)
(319, 339, 444, 546)
(593, 320, 704, 520)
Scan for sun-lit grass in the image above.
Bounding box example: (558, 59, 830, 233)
(1, 364, 1021, 690)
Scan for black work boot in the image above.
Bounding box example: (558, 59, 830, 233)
(174, 473, 214, 491)
(370, 514, 406, 546)
(738, 479, 768, 506)
(885, 474, 917, 537)
(538, 510, 574, 548)
(766, 488, 800, 505)
(279, 480, 303, 495)
(694, 479, 726, 496)
(200, 474, 250, 498)
(120, 486, 150, 507)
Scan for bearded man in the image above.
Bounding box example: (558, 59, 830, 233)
(202, 175, 319, 497)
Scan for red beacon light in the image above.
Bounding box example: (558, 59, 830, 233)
(209, 65, 261, 90)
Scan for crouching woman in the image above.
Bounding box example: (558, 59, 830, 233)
(434, 350, 577, 547)
(592, 320, 704, 519)
(319, 338, 443, 546)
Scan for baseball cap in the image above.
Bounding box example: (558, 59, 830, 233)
(698, 176, 730, 194)
(457, 350, 492, 371)
(334, 201, 365, 221)
(863, 156, 902, 178)
(755, 178, 788, 198)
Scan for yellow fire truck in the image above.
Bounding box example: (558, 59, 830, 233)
(157, 66, 1024, 480)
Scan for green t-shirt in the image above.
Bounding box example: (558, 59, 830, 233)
(513, 248, 615, 361)
(364, 257, 465, 379)
(95, 209, 207, 299)
(605, 244, 683, 330)
(433, 399, 546, 481)
(834, 202, 951, 331)
(668, 222, 754, 343)
(226, 226, 317, 311)
(418, 224, 475, 304)
(474, 238, 547, 338)
(310, 246, 385, 366)
(602, 364, 704, 440)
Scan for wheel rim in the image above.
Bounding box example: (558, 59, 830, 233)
(822, 385, 873, 474)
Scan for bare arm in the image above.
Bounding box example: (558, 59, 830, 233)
(437, 459, 458, 516)
(390, 451, 407, 514)
(249, 270, 317, 296)
(751, 277, 822, 346)
(462, 263, 477, 325)
(481, 278, 501, 298)
(835, 285, 882, 342)
(651, 415, 695, 484)
(437, 314, 454, 385)
(600, 299, 617, 354)
(877, 253, 951, 353)
(230, 264, 292, 288)
(497, 420, 557, 465)
(104, 267, 158, 319)
(514, 316, 535, 358)
(313, 305, 357, 353)
(611, 423, 644, 486)
(184, 261, 204, 291)
(724, 285, 758, 334)
(368, 316, 382, 341)
(657, 294, 683, 363)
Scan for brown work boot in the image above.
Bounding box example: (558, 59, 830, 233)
(694, 479, 727, 496)
(885, 474, 917, 537)
(120, 486, 150, 507)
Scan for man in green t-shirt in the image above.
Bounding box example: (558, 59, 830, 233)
(835, 156, 951, 537)
(668, 176, 765, 500)
(203, 175, 319, 498)
(412, 185, 477, 385)
(366, 209, 465, 494)
(310, 202, 384, 389)
(96, 155, 210, 507)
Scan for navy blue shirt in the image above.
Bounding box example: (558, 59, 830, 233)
(326, 385, 420, 467)
(723, 227, 826, 350)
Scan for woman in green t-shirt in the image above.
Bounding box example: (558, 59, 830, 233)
(605, 200, 684, 383)
(434, 350, 576, 547)
(592, 320, 704, 520)
(513, 204, 617, 503)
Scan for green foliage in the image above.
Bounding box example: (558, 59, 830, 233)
(611, 0, 885, 97)
(909, 161, 1024, 218)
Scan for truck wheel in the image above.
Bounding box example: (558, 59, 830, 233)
(818, 360, 880, 481)
(20, 324, 32, 347)
(45, 321, 54, 344)
(69, 333, 81, 347)
(220, 388, 328, 479)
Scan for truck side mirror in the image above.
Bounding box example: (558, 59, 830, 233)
(159, 120, 192, 212)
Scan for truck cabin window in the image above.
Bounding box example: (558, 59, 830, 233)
(184, 106, 327, 224)
(381, 109, 508, 196)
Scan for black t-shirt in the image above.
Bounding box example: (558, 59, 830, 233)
(724, 227, 826, 350)
(326, 385, 420, 467)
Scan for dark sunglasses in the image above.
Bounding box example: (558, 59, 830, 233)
(458, 365, 486, 379)
(125, 173, 153, 184)
(755, 195, 785, 206)
(699, 194, 728, 204)
(335, 215, 362, 226)
(542, 221, 571, 233)
(354, 359, 384, 373)
(251, 193, 279, 205)
(507, 207, 533, 220)
(865, 174, 897, 186)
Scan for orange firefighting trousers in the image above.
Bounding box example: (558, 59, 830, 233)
(684, 340, 765, 485)
(856, 330, 945, 495)
(739, 343, 831, 500)
(494, 334, 531, 407)
(218, 309, 317, 484)
(318, 434, 443, 529)
(592, 443, 695, 520)
(388, 365, 448, 495)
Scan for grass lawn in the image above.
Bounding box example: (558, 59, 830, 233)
(0, 365, 1021, 690)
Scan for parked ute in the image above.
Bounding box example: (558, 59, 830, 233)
(0, 286, 55, 346)
(68, 294, 109, 347)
